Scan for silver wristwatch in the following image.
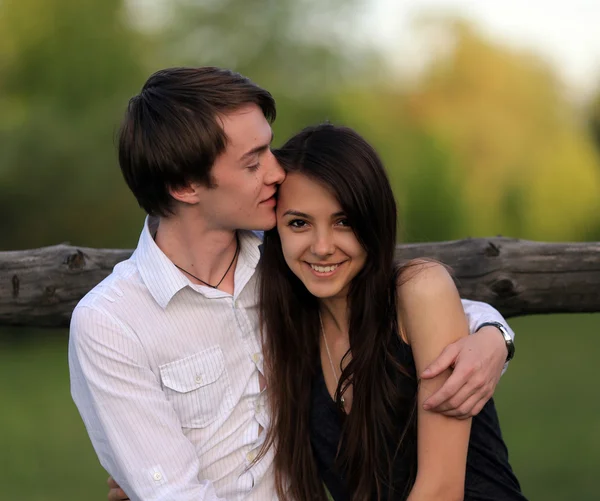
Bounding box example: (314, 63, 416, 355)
(477, 321, 515, 362)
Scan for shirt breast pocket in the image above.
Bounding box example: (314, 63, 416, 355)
(159, 346, 234, 428)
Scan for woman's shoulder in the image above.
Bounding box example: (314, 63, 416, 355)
(394, 259, 464, 346)
(395, 259, 455, 301)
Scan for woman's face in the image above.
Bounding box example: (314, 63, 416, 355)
(276, 172, 367, 301)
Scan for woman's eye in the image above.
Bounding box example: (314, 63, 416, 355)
(336, 218, 351, 227)
(247, 163, 260, 172)
(288, 219, 307, 229)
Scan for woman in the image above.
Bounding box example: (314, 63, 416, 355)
(258, 124, 526, 501)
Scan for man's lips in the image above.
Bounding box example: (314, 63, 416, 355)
(259, 193, 277, 206)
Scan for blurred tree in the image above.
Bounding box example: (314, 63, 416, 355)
(0, 0, 150, 249)
(3, 3, 598, 249)
(584, 87, 600, 239)
(404, 18, 600, 241)
(0, 0, 372, 249)
(319, 18, 600, 243)
(588, 88, 600, 152)
(331, 87, 467, 242)
(152, 0, 371, 143)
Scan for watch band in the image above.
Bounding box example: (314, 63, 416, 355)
(477, 321, 515, 362)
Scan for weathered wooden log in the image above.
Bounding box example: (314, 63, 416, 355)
(397, 238, 600, 317)
(1, 238, 599, 328)
(0, 245, 131, 328)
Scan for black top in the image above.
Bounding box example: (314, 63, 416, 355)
(309, 335, 527, 501)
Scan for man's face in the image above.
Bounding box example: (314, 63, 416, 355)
(195, 104, 285, 231)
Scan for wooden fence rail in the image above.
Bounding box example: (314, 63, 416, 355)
(1, 237, 599, 328)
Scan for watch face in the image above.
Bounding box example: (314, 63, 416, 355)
(502, 331, 515, 361)
(506, 339, 515, 361)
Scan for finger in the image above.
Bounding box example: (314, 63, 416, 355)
(421, 343, 460, 379)
(117, 489, 130, 501)
(440, 392, 481, 419)
(107, 476, 118, 489)
(442, 388, 491, 419)
(422, 368, 468, 410)
(468, 393, 491, 417)
(435, 369, 487, 413)
(108, 489, 129, 501)
(427, 379, 480, 414)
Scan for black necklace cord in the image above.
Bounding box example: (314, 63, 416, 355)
(173, 232, 240, 289)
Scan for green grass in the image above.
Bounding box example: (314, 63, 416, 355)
(495, 313, 600, 501)
(1, 313, 599, 500)
(0, 331, 106, 501)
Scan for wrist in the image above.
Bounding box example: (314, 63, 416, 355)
(476, 321, 515, 362)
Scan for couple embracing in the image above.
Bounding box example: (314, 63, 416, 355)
(70, 67, 526, 501)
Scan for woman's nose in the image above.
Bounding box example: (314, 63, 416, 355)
(311, 230, 335, 257)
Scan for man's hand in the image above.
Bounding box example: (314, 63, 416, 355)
(420, 326, 508, 419)
(107, 476, 129, 501)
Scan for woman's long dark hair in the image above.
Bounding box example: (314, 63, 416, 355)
(259, 124, 418, 501)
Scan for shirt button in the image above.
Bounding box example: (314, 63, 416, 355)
(195, 375, 203, 384)
(153, 472, 162, 481)
(252, 353, 261, 363)
(246, 451, 256, 462)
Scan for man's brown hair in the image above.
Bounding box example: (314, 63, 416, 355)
(118, 67, 276, 216)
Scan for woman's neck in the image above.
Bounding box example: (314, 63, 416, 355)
(319, 297, 350, 339)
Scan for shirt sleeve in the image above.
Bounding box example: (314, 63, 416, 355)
(69, 305, 225, 501)
(460, 298, 515, 374)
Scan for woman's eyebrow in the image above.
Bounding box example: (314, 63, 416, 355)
(282, 210, 346, 219)
(282, 210, 311, 219)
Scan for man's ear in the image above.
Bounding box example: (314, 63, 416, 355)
(168, 183, 202, 206)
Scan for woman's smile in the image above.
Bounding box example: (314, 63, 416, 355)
(306, 261, 346, 276)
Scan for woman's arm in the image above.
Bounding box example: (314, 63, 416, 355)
(397, 262, 471, 501)
(420, 299, 515, 418)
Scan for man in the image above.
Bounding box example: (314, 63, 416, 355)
(69, 67, 515, 501)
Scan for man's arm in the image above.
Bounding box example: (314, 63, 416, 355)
(69, 305, 224, 501)
(420, 299, 515, 419)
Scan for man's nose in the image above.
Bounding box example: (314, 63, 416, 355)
(265, 150, 285, 185)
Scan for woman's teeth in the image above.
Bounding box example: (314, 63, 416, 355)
(310, 264, 339, 273)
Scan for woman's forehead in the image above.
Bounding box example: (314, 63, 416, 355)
(277, 173, 341, 213)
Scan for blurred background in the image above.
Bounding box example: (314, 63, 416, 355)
(1, 0, 599, 499)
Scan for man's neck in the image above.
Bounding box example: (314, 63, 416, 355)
(153, 213, 239, 294)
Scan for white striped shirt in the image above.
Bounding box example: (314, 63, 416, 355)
(69, 219, 274, 501)
(69, 218, 514, 501)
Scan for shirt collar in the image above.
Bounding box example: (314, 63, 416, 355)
(134, 216, 263, 309)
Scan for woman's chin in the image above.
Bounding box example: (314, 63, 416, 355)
(302, 283, 345, 301)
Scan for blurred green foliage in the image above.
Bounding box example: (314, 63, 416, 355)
(1, 0, 600, 499)
(2, 1, 599, 249)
